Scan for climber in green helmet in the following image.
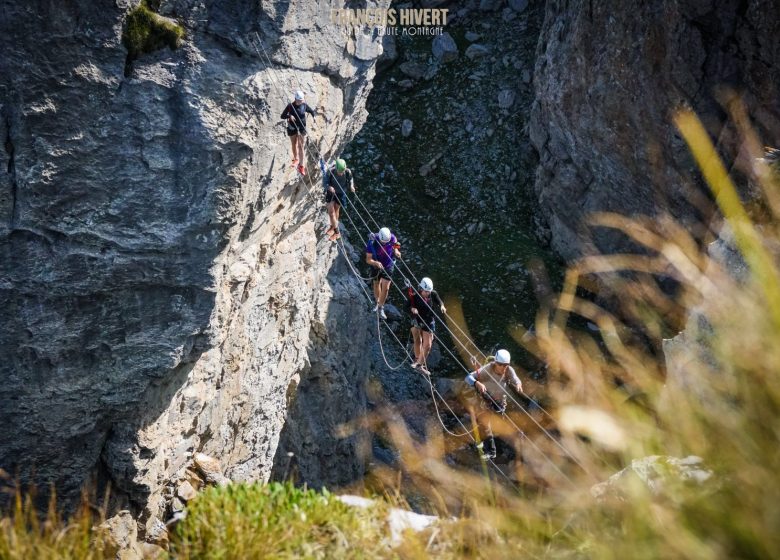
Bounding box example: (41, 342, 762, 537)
(321, 157, 355, 241)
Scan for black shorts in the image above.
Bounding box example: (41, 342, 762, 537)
(370, 266, 393, 282)
(412, 318, 435, 333)
(324, 190, 346, 207)
(287, 127, 307, 137)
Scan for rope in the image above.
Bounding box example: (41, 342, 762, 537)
(347, 185, 590, 474)
(308, 145, 586, 471)
(335, 226, 472, 439)
(476, 367, 592, 477)
(337, 205, 521, 486)
(329, 196, 516, 479)
(375, 311, 410, 370)
(373, 304, 522, 488)
(478, 380, 578, 487)
(427, 331, 580, 485)
(249, 33, 563, 489)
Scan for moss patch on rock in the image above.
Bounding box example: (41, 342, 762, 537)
(122, 0, 184, 64)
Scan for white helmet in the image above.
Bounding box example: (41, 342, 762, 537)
(378, 227, 392, 243)
(294, 90, 304, 101)
(495, 349, 511, 365)
(419, 277, 433, 291)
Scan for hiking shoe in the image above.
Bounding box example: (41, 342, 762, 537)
(476, 443, 494, 461)
(297, 164, 306, 175)
(410, 361, 419, 369)
(372, 304, 379, 313)
(379, 307, 387, 320)
(481, 450, 496, 461)
(419, 365, 431, 376)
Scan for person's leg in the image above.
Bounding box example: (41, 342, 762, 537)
(289, 135, 297, 163)
(333, 204, 341, 231)
(372, 278, 381, 306)
(326, 201, 337, 232)
(296, 135, 305, 167)
(478, 411, 496, 458)
(378, 278, 391, 307)
(421, 330, 433, 366)
(476, 410, 489, 443)
(411, 326, 422, 364)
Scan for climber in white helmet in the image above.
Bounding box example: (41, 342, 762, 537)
(464, 349, 523, 460)
(405, 276, 446, 375)
(364, 227, 401, 320)
(281, 90, 316, 176)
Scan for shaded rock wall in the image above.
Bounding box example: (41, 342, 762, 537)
(531, 0, 780, 260)
(0, 0, 386, 521)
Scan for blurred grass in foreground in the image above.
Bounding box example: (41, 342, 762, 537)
(0, 486, 105, 560)
(2, 108, 780, 558)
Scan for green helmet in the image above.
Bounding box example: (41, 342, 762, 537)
(335, 158, 346, 172)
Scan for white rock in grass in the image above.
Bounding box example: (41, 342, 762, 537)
(337, 495, 439, 546)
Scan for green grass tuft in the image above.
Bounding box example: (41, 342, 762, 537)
(171, 482, 395, 559)
(122, 0, 184, 64)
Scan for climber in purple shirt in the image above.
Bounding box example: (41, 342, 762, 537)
(364, 227, 401, 320)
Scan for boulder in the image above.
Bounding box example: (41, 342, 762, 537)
(177, 481, 197, 502)
(431, 32, 458, 63)
(378, 34, 398, 73)
(193, 452, 229, 486)
(94, 511, 143, 559)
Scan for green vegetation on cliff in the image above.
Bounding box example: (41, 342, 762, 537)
(122, 0, 184, 64)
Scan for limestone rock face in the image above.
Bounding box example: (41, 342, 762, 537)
(0, 0, 387, 521)
(530, 0, 780, 260)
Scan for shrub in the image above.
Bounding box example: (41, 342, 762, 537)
(171, 482, 394, 559)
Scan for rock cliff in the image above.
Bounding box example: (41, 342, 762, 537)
(530, 0, 780, 260)
(0, 0, 386, 526)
